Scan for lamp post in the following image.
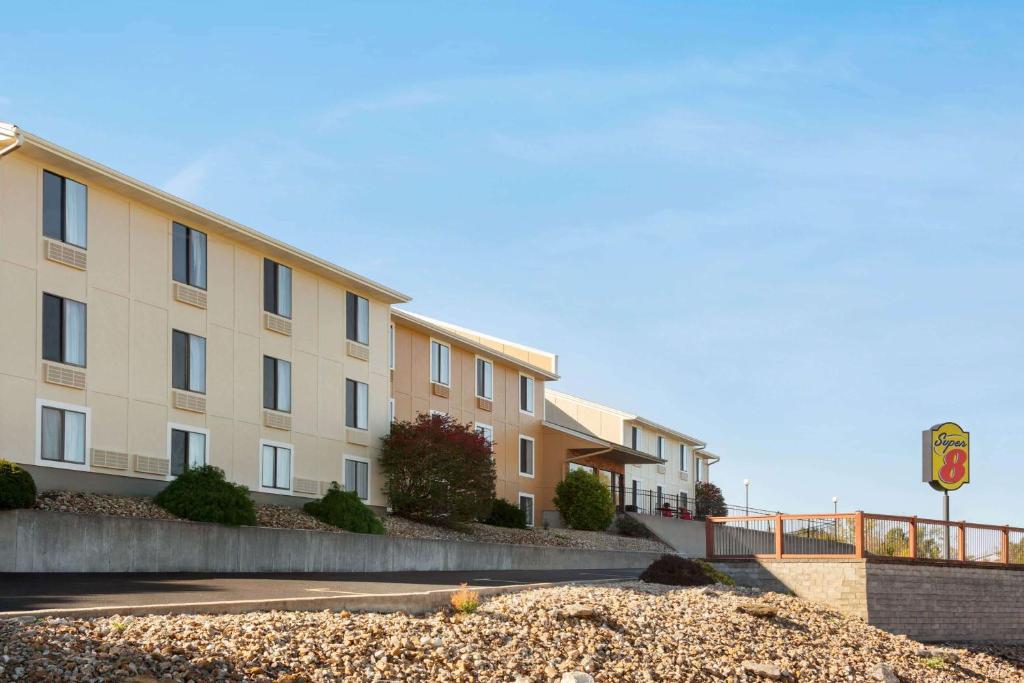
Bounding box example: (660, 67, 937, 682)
(832, 496, 838, 514)
(743, 479, 750, 528)
(832, 496, 839, 540)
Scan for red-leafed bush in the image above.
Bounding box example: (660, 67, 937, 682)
(379, 413, 496, 526)
(695, 481, 727, 520)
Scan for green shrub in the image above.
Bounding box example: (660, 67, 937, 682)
(0, 460, 37, 510)
(615, 514, 653, 538)
(640, 554, 734, 586)
(304, 482, 384, 534)
(154, 465, 256, 526)
(483, 498, 527, 529)
(380, 413, 496, 526)
(553, 469, 615, 531)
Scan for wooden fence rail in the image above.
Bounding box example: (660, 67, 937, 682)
(706, 512, 1024, 565)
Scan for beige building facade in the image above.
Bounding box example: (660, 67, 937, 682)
(0, 124, 408, 510)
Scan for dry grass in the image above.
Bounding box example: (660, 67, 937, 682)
(450, 583, 480, 613)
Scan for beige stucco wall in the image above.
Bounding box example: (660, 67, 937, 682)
(390, 320, 546, 524)
(0, 151, 394, 507)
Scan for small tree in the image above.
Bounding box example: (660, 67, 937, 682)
(304, 482, 384, 534)
(553, 469, 615, 531)
(0, 460, 37, 510)
(694, 481, 726, 520)
(379, 413, 496, 526)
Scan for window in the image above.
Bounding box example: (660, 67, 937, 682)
(263, 356, 292, 412)
(345, 457, 370, 500)
(345, 378, 368, 430)
(569, 462, 595, 475)
(346, 292, 369, 345)
(39, 403, 87, 466)
(520, 375, 535, 414)
(631, 479, 640, 507)
(43, 170, 87, 248)
(172, 223, 207, 289)
(656, 485, 664, 507)
(519, 435, 534, 477)
(263, 259, 292, 318)
(475, 423, 494, 444)
(695, 457, 702, 482)
(170, 427, 207, 476)
(42, 293, 86, 367)
(680, 444, 689, 472)
(171, 330, 206, 394)
(388, 398, 395, 424)
(430, 340, 450, 385)
(476, 358, 493, 400)
(657, 436, 666, 459)
(518, 493, 535, 528)
(260, 442, 292, 491)
(388, 324, 395, 370)
(680, 492, 688, 513)
(630, 425, 642, 450)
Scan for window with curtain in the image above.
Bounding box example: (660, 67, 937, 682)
(345, 378, 368, 430)
(172, 223, 207, 289)
(657, 436, 666, 459)
(476, 358, 493, 400)
(430, 340, 450, 385)
(518, 495, 534, 527)
(170, 428, 207, 476)
(519, 436, 534, 476)
(346, 292, 369, 345)
(263, 259, 292, 318)
(520, 375, 534, 413)
(42, 293, 86, 367)
(344, 458, 369, 500)
(263, 356, 291, 412)
(172, 330, 206, 394)
(43, 170, 88, 249)
(261, 443, 291, 490)
(40, 405, 86, 464)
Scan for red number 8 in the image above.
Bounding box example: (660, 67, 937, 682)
(939, 448, 967, 484)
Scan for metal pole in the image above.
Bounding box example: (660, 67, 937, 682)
(943, 490, 950, 560)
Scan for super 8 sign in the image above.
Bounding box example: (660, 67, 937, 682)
(922, 422, 970, 492)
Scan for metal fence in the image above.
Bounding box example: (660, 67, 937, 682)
(610, 484, 776, 521)
(706, 511, 1024, 565)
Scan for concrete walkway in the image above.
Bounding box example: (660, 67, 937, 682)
(0, 568, 642, 619)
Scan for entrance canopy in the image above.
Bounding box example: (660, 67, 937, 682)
(542, 421, 665, 466)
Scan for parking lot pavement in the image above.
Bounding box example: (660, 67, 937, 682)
(0, 568, 642, 617)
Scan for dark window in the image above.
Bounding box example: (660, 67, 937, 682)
(42, 170, 87, 248)
(172, 330, 206, 393)
(630, 426, 640, 450)
(631, 480, 639, 507)
(680, 444, 688, 471)
(345, 458, 369, 500)
(172, 223, 207, 289)
(263, 259, 292, 318)
(263, 356, 291, 412)
(42, 293, 86, 367)
(346, 292, 369, 345)
(40, 405, 86, 464)
(656, 486, 664, 507)
(520, 375, 534, 413)
(430, 341, 450, 384)
(519, 437, 534, 476)
(476, 358, 493, 399)
(170, 428, 207, 476)
(345, 379, 368, 430)
(680, 492, 688, 512)
(518, 495, 534, 527)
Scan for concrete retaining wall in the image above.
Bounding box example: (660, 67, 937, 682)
(713, 558, 1024, 642)
(626, 513, 706, 556)
(0, 510, 662, 574)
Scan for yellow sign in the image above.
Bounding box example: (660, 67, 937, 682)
(922, 422, 970, 492)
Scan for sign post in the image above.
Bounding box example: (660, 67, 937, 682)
(922, 422, 970, 560)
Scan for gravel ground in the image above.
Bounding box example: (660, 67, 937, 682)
(1, 583, 1021, 682)
(35, 491, 670, 553)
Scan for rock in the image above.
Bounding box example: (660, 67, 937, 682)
(915, 647, 960, 664)
(561, 604, 597, 619)
(869, 663, 900, 682)
(560, 673, 594, 683)
(742, 661, 793, 681)
(736, 603, 778, 619)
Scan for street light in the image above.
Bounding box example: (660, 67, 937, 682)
(832, 496, 838, 514)
(743, 479, 750, 529)
(832, 496, 839, 541)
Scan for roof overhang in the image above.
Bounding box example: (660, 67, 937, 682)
(0, 122, 411, 305)
(394, 309, 559, 381)
(542, 421, 664, 465)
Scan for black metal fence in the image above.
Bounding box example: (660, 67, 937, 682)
(611, 484, 778, 521)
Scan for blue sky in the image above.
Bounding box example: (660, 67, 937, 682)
(3, 2, 1023, 522)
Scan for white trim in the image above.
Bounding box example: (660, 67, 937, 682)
(398, 310, 557, 367)
(474, 355, 494, 401)
(343, 453, 372, 502)
(518, 372, 535, 415)
(428, 337, 451, 387)
(35, 398, 91, 471)
(474, 422, 494, 443)
(258, 438, 294, 495)
(518, 434, 535, 478)
(388, 323, 395, 371)
(517, 491, 536, 528)
(165, 422, 210, 480)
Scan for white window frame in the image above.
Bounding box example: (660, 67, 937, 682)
(343, 454, 372, 502)
(35, 398, 91, 471)
(680, 444, 689, 472)
(429, 338, 451, 387)
(166, 422, 210, 480)
(518, 492, 536, 528)
(518, 434, 535, 478)
(475, 355, 493, 401)
(657, 435, 666, 460)
(258, 438, 293, 495)
(519, 373, 535, 415)
(475, 422, 494, 444)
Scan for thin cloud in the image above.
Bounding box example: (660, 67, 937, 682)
(316, 88, 444, 131)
